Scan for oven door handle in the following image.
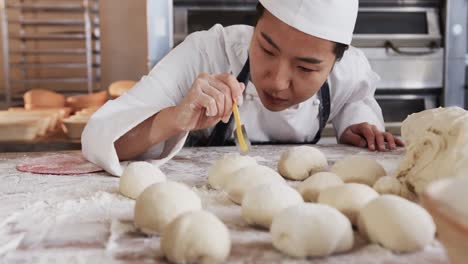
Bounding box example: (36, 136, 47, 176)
(385, 41, 439, 56)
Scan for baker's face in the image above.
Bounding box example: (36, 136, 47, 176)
(249, 10, 337, 112)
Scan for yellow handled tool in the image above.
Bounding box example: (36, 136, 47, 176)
(232, 101, 249, 153)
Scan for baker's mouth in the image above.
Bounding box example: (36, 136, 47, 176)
(263, 91, 288, 105)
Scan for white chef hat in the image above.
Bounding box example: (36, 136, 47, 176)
(258, 0, 359, 45)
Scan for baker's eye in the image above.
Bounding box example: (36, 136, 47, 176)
(261, 47, 274, 56)
(298, 66, 315, 73)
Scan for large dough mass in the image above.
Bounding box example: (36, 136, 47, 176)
(396, 107, 468, 195)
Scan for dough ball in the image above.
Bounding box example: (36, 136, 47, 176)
(134, 181, 202, 234)
(358, 195, 436, 252)
(162, 210, 230, 264)
(373, 176, 417, 201)
(119, 162, 166, 199)
(270, 203, 353, 258)
(242, 183, 303, 228)
(278, 146, 328, 180)
(330, 156, 386, 186)
(373, 176, 402, 195)
(298, 172, 344, 202)
(208, 153, 257, 190)
(224, 164, 285, 204)
(318, 183, 379, 225)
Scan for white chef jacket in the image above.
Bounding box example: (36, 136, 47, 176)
(82, 24, 384, 176)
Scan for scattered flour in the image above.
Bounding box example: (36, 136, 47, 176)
(0, 146, 448, 263)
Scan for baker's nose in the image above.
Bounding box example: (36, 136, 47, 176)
(270, 60, 291, 92)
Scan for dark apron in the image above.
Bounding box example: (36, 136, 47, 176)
(185, 58, 331, 147)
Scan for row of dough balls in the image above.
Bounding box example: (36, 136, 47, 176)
(243, 182, 435, 258)
(208, 146, 436, 258)
(118, 162, 231, 264)
(248, 185, 433, 257)
(207, 146, 413, 207)
(269, 194, 436, 258)
(279, 145, 416, 200)
(209, 146, 414, 201)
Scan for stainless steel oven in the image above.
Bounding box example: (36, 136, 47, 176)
(174, 0, 258, 45)
(172, 0, 467, 121)
(352, 6, 444, 121)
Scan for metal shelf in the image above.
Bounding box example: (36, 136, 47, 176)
(7, 19, 99, 27)
(11, 32, 87, 40)
(11, 77, 92, 84)
(10, 48, 90, 55)
(5, 3, 98, 13)
(7, 19, 86, 26)
(1, 0, 101, 105)
(10, 62, 100, 69)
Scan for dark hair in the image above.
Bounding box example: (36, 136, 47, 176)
(255, 3, 349, 61)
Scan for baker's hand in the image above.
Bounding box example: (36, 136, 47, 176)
(174, 73, 245, 132)
(339, 122, 405, 151)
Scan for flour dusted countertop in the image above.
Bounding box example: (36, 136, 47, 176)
(0, 145, 449, 263)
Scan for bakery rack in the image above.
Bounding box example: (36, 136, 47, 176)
(1, 0, 101, 106)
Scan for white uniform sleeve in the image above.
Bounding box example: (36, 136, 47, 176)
(332, 96, 385, 139)
(82, 25, 229, 176)
(330, 48, 385, 139)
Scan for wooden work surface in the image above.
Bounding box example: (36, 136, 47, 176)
(0, 145, 449, 263)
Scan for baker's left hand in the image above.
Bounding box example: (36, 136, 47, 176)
(339, 122, 405, 151)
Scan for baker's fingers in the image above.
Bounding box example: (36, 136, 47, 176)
(395, 136, 405, 147)
(340, 129, 367, 148)
(200, 84, 225, 120)
(383, 132, 396, 150)
(216, 73, 245, 105)
(193, 91, 218, 117)
(372, 126, 386, 151)
(352, 123, 376, 151)
(205, 76, 233, 122)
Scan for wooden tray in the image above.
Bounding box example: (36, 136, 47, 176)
(0, 118, 44, 141)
